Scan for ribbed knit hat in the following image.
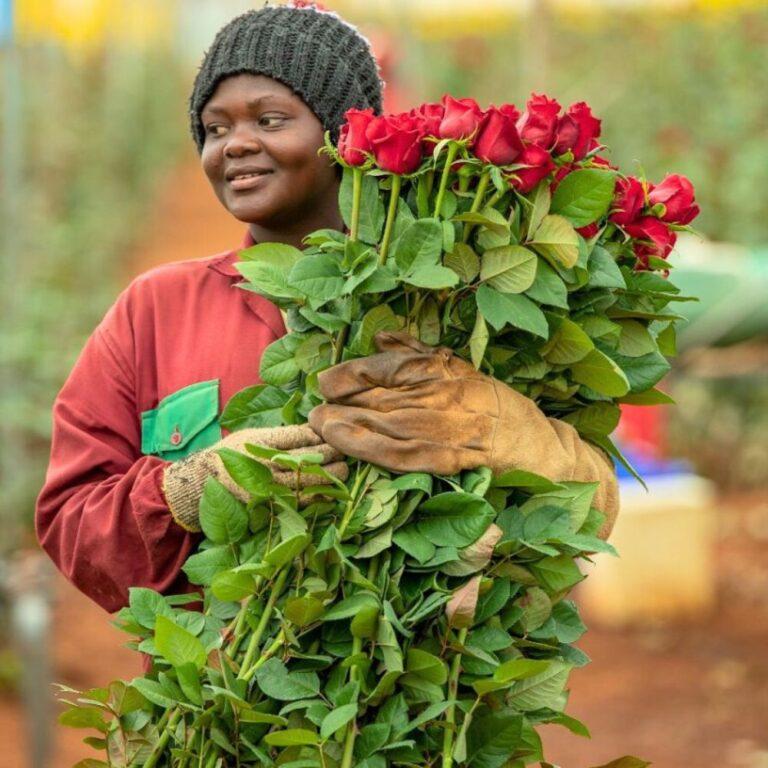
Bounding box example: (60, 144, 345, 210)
(189, 1, 385, 153)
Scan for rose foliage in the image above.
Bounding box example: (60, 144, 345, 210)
(57, 93, 697, 768)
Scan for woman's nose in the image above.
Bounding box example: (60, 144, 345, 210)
(223, 124, 263, 157)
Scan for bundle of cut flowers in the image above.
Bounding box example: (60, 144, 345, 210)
(57, 93, 699, 768)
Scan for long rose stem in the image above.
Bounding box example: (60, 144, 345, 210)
(433, 143, 459, 218)
(378, 174, 402, 265)
(462, 169, 491, 243)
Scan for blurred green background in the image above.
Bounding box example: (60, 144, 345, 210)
(1, 1, 766, 767)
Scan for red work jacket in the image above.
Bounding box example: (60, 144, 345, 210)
(35, 230, 284, 614)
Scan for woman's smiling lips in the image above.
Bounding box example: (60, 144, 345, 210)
(226, 168, 272, 192)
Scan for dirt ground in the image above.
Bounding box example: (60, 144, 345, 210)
(2, 154, 766, 768)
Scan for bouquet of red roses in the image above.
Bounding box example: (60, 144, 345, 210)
(56, 93, 698, 768)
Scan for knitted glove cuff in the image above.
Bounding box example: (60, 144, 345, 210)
(161, 451, 214, 533)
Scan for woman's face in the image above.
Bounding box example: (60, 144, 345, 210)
(200, 74, 339, 228)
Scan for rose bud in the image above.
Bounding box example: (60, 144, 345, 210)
(625, 216, 677, 268)
(474, 104, 524, 166)
(550, 162, 574, 193)
(648, 173, 700, 225)
(554, 102, 601, 160)
(338, 107, 375, 166)
(517, 93, 561, 148)
(507, 144, 556, 194)
(365, 112, 424, 175)
(576, 222, 600, 238)
(610, 176, 646, 227)
(438, 94, 484, 143)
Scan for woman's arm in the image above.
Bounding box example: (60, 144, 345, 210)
(35, 305, 198, 614)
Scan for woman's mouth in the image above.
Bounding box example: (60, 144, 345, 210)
(228, 171, 272, 191)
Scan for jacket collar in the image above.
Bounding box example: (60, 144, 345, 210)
(208, 229, 286, 338)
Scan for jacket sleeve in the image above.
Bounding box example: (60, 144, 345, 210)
(35, 290, 200, 614)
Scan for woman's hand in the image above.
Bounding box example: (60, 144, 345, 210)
(163, 424, 348, 532)
(310, 331, 619, 539)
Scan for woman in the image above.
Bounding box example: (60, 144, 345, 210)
(35, 2, 618, 616)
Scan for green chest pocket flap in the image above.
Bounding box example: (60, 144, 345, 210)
(141, 379, 222, 462)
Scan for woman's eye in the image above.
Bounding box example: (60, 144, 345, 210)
(205, 124, 227, 137)
(259, 115, 286, 127)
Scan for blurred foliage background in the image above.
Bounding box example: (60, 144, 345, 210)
(0, 1, 766, 766)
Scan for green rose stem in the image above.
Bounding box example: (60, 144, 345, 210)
(237, 567, 289, 679)
(142, 708, 181, 768)
(349, 166, 363, 242)
(461, 169, 491, 243)
(433, 143, 459, 218)
(441, 626, 469, 768)
(339, 555, 381, 768)
(378, 174, 402, 265)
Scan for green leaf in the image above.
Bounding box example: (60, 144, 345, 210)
(340, 169, 385, 245)
(128, 587, 174, 630)
(588, 246, 626, 289)
(549, 711, 591, 738)
(58, 706, 108, 732)
(551, 169, 616, 227)
(289, 254, 344, 304)
(260, 334, 302, 386)
(571, 349, 630, 397)
(476, 285, 549, 338)
(264, 533, 312, 569)
(417, 492, 495, 547)
(176, 661, 203, 706)
(295, 334, 332, 373)
(466, 713, 524, 768)
(529, 600, 586, 644)
(453, 207, 510, 236)
(221, 384, 291, 430)
(356, 305, 400, 355)
(618, 387, 675, 406)
(265, 729, 321, 747)
(494, 658, 552, 683)
(403, 264, 459, 289)
(405, 648, 448, 685)
(239, 710, 288, 725)
(506, 660, 572, 711)
(562, 403, 621, 440)
(324, 592, 379, 621)
(611, 350, 671, 392)
(236, 243, 304, 300)
(525, 259, 569, 309)
(529, 555, 584, 593)
(211, 569, 255, 602)
(392, 526, 435, 564)
(491, 469, 564, 493)
(541, 318, 594, 364)
(216, 448, 272, 496)
(526, 181, 551, 239)
(394, 218, 443, 274)
(284, 595, 325, 627)
(154, 615, 207, 670)
(130, 678, 177, 709)
(320, 703, 358, 740)
(198, 477, 249, 545)
(516, 586, 551, 632)
(480, 246, 538, 293)
(617, 320, 657, 357)
(182, 546, 237, 586)
(469, 311, 489, 368)
(445, 243, 480, 283)
(255, 658, 321, 701)
(531, 215, 579, 268)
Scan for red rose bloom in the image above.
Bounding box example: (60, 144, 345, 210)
(438, 94, 484, 143)
(554, 102, 601, 160)
(517, 93, 561, 148)
(648, 173, 700, 225)
(507, 144, 556, 194)
(409, 102, 445, 153)
(610, 176, 646, 227)
(338, 107, 375, 166)
(625, 216, 677, 269)
(365, 112, 423, 175)
(473, 104, 524, 165)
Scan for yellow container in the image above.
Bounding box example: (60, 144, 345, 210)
(579, 474, 717, 626)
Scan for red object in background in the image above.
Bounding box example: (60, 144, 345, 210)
(35, 231, 283, 615)
(617, 404, 668, 461)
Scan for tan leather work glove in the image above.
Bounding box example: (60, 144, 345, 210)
(162, 424, 348, 532)
(309, 332, 619, 540)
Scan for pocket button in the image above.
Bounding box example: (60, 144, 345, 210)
(170, 427, 183, 447)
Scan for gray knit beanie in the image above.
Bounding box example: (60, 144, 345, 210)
(189, 1, 385, 153)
